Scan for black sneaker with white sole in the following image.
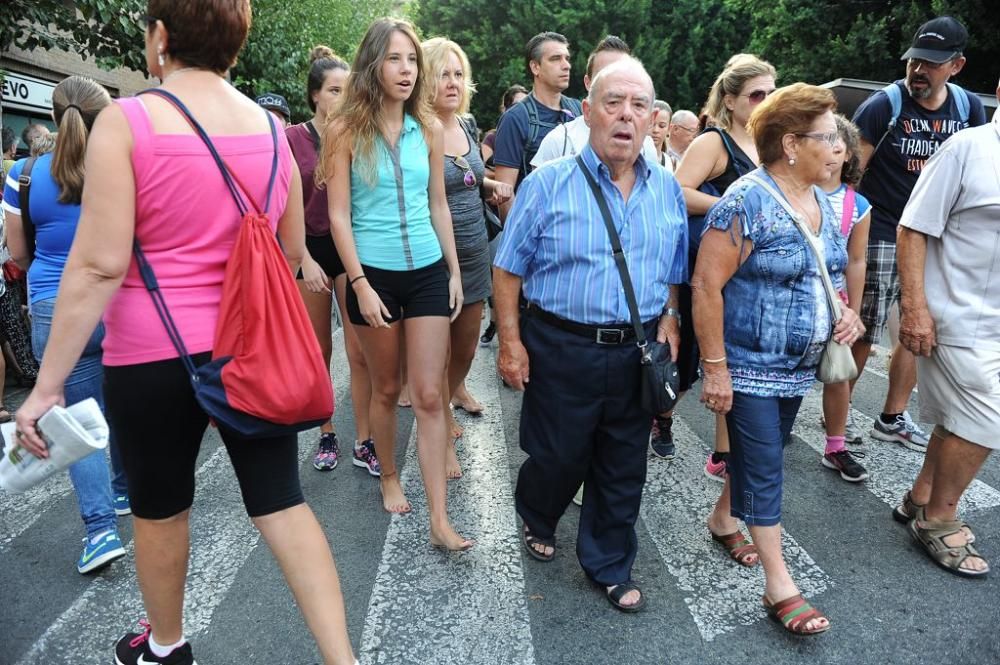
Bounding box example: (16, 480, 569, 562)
(649, 415, 676, 459)
(115, 621, 196, 665)
(822, 449, 869, 482)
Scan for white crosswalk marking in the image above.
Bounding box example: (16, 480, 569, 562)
(642, 414, 832, 641)
(358, 345, 536, 665)
(793, 388, 1000, 513)
(0, 471, 72, 553)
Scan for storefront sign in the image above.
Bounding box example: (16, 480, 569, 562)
(1, 72, 55, 113)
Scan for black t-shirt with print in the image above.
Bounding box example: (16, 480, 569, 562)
(852, 80, 987, 244)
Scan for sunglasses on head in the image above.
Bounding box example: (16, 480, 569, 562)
(451, 155, 476, 188)
(741, 89, 776, 104)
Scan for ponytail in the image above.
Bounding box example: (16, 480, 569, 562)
(50, 76, 112, 204)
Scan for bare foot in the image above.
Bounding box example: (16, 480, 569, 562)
(451, 420, 464, 439)
(397, 386, 411, 408)
(380, 473, 411, 514)
(451, 388, 484, 415)
(430, 521, 474, 551)
(446, 440, 463, 480)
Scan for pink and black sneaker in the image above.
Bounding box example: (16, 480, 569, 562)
(115, 620, 196, 665)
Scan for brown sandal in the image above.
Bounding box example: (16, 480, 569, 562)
(893, 491, 975, 543)
(711, 530, 759, 567)
(763, 594, 830, 635)
(908, 508, 989, 578)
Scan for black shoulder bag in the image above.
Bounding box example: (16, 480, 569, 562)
(575, 155, 679, 415)
(17, 156, 39, 259)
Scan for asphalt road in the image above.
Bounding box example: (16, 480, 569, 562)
(2, 325, 999, 665)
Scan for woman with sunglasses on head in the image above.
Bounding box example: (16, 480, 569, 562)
(422, 37, 513, 477)
(317, 18, 472, 550)
(670, 54, 775, 567)
(13, 3, 357, 663)
(287, 46, 380, 476)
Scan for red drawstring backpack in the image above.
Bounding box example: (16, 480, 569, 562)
(134, 88, 333, 437)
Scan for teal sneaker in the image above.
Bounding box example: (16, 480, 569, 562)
(77, 529, 127, 574)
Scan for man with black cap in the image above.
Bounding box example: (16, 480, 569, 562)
(255, 92, 291, 128)
(849, 16, 987, 454)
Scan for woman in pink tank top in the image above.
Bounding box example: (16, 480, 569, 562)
(14, 4, 356, 665)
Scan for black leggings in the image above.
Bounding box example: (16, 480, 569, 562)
(104, 353, 305, 520)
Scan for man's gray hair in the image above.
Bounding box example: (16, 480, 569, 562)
(670, 109, 698, 125)
(586, 57, 655, 104)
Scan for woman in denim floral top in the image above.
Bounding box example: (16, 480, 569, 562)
(691, 83, 864, 636)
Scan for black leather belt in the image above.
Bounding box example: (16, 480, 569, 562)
(527, 305, 637, 345)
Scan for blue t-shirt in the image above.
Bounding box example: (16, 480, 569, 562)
(852, 81, 987, 243)
(1, 154, 81, 304)
(493, 96, 579, 187)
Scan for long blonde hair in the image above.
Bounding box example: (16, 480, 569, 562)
(703, 54, 776, 132)
(316, 18, 434, 188)
(51, 76, 112, 204)
(421, 37, 476, 116)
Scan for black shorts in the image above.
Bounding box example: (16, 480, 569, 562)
(297, 233, 346, 280)
(346, 258, 450, 326)
(104, 353, 305, 520)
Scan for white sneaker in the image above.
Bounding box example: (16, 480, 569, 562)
(845, 411, 864, 445)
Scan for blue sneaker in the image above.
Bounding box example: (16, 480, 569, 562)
(77, 529, 127, 574)
(113, 494, 132, 516)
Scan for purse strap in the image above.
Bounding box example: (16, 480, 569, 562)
(744, 173, 843, 323)
(574, 155, 648, 351)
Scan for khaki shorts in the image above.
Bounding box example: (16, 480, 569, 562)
(917, 345, 1000, 450)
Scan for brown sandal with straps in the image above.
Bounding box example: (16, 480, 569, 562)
(763, 594, 830, 635)
(711, 530, 759, 567)
(893, 490, 975, 543)
(908, 508, 989, 578)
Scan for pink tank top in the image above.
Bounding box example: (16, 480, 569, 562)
(103, 96, 293, 366)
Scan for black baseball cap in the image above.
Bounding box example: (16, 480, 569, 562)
(900, 16, 968, 63)
(255, 93, 291, 121)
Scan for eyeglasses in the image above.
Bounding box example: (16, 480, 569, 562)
(740, 89, 776, 104)
(451, 155, 476, 188)
(670, 125, 699, 135)
(795, 131, 840, 147)
(907, 58, 953, 71)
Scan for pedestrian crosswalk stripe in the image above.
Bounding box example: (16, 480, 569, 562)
(358, 342, 536, 665)
(793, 388, 1000, 514)
(0, 471, 72, 553)
(643, 414, 832, 641)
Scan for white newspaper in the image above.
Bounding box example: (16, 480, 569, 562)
(0, 399, 109, 493)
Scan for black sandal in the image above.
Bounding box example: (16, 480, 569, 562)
(606, 581, 645, 613)
(521, 524, 555, 562)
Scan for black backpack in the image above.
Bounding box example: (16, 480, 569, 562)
(16, 155, 39, 260)
(520, 92, 582, 179)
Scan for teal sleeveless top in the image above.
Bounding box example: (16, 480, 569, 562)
(350, 114, 443, 270)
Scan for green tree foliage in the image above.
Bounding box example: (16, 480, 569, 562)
(1, 0, 146, 72)
(731, 0, 999, 94)
(232, 0, 395, 122)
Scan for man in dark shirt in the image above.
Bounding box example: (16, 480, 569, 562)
(850, 16, 987, 452)
(493, 31, 581, 215)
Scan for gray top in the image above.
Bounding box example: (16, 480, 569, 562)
(445, 120, 487, 250)
(899, 117, 1000, 351)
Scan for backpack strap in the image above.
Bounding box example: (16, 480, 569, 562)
(522, 94, 541, 176)
(870, 82, 903, 159)
(16, 156, 39, 260)
(840, 186, 856, 237)
(946, 82, 970, 124)
(305, 120, 322, 153)
(138, 88, 279, 216)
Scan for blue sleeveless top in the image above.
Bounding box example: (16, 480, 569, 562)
(350, 114, 442, 270)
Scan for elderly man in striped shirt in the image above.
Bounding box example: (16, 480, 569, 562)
(493, 57, 687, 612)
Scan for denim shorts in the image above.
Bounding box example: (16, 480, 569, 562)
(725, 392, 803, 526)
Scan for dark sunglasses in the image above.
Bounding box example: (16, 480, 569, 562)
(740, 89, 776, 104)
(451, 155, 476, 188)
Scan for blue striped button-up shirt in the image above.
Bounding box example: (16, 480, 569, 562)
(494, 144, 688, 325)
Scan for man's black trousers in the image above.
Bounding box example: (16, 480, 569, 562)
(515, 313, 653, 586)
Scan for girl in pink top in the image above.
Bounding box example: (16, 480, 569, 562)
(15, 4, 356, 665)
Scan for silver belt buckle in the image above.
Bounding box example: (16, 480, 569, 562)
(596, 328, 625, 345)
